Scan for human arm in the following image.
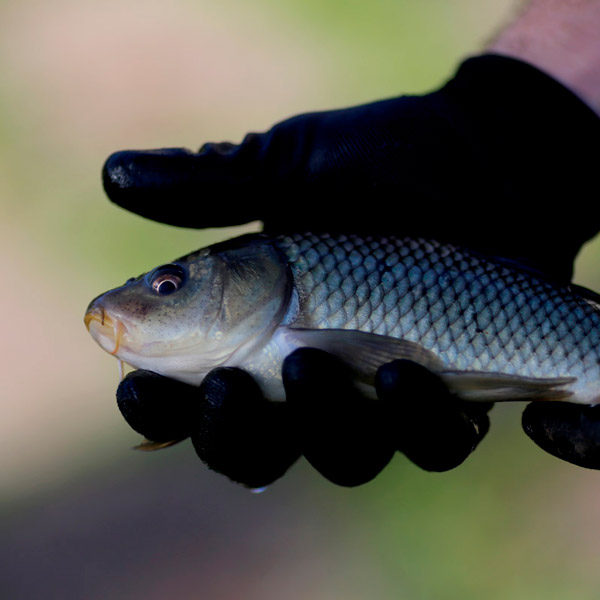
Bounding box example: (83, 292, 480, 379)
(488, 0, 600, 116)
(104, 16, 600, 482)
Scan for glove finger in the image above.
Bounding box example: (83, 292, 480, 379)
(522, 402, 600, 469)
(100, 110, 385, 233)
(283, 348, 395, 487)
(102, 147, 262, 228)
(376, 360, 491, 472)
(190, 367, 301, 488)
(117, 369, 199, 443)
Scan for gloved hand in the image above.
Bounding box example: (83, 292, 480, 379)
(116, 351, 490, 488)
(103, 54, 600, 485)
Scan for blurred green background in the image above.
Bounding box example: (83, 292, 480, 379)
(3, 1, 600, 598)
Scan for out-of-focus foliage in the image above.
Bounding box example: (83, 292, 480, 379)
(3, 1, 600, 599)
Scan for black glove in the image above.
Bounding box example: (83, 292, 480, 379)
(117, 350, 490, 488)
(104, 54, 600, 484)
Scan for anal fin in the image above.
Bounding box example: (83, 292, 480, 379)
(440, 371, 575, 402)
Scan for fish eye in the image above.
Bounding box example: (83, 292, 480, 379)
(149, 264, 186, 296)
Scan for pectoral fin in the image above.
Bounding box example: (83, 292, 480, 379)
(287, 328, 445, 382)
(133, 438, 185, 451)
(286, 328, 575, 403)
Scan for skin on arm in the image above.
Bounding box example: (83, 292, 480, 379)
(489, 0, 600, 114)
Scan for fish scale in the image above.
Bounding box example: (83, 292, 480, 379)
(274, 232, 600, 399)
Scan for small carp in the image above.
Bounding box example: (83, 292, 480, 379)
(85, 232, 600, 404)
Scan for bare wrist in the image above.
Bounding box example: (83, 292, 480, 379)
(488, 0, 600, 114)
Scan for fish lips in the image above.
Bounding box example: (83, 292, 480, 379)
(84, 303, 128, 356)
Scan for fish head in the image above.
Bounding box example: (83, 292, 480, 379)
(84, 236, 292, 384)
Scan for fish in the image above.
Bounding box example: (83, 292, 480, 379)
(84, 232, 600, 405)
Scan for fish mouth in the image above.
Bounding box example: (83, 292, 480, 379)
(84, 305, 127, 355)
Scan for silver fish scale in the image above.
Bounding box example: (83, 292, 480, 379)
(274, 232, 600, 393)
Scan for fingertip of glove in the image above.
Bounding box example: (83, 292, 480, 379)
(282, 347, 352, 397)
(116, 370, 198, 443)
(200, 367, 266, 413)
(102, 150, 135, 194)
(376, 359, 451, 402)
(283, 347, 329, 377)
(522, 402, 600, 469)
(102, 148, 196, 202)
(117, 369, 174, 411)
